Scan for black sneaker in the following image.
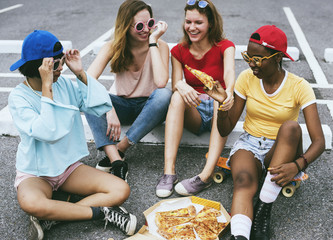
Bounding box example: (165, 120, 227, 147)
(101, 206, 137, 236)
(95, 150, 125, 172)
(250, 199, 272, 240)
(110, 160, 128, 181)
(28, 216, 58, 240)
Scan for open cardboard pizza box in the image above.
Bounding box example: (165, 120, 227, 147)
(125, 196, 230, 240)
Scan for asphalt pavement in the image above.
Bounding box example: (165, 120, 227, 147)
(0, 0, 333, 239)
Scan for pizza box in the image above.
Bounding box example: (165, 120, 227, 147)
(125, 196, 230, 240)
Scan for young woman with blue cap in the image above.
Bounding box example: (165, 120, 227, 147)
(9, 30, 137, 239)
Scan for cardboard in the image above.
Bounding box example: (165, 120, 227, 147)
(125, 196, 230, 240)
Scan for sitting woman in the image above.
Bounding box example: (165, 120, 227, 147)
(205, 25, 325, 240)
(84, 0, 171, 181)
(8, 30, 137, 240)
(156, 0, 235, 198)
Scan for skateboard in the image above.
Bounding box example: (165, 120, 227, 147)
(280, 171, 308, 198)
(213, 156, 231, 183)
(209, 154, 309, 197)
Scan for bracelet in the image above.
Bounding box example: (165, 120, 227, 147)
(299, 154, 309, 170)
(149, 43, 159, 48)
(293, 160, 301, 173)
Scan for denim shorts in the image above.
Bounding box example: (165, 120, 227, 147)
(228, 132, 275, 169)
(196, 95, 214, 135)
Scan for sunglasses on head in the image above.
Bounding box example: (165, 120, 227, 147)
(132, 18, 155, 32)
(187, 0, 209, 8)
(241, 51, 280, 67)
(53, 55, 65, 72)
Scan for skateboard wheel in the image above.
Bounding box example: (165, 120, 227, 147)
(213, 172, 224, 183)
(282, 184, 296, 197)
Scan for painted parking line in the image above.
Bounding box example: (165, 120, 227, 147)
(0, 40, 72, 54)
(284, 7, 328, 85)
(0, 4, 23, 14)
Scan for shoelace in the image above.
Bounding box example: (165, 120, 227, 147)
(161, 175, 173, 184)
(40, 220, 57, 230)
(103, 208, 128, 232)
(253, 204, 271, 232)
(191, 176, 202, 185)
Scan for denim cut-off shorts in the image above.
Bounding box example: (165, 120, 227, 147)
(228, 132, 275, 169)
(196, 95, 214, 135)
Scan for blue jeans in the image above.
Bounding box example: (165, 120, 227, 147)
(85, 88, 172, 149)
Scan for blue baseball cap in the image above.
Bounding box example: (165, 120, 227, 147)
(10, 30, 63, 71)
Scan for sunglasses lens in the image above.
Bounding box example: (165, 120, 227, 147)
(187, 0, 196, 5)
(198, 1, 208, 8)
(135, 22, 144, 31)
(253, 57, 261, 66)
(147, 19, 155, 28)
(242, 53, 250, 62)
(53, 61, 59, 71)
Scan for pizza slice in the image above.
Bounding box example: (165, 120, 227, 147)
(157, 205, 196, 218)
(170, 225, 196, 240)
(185, 65, 215, 90)
(196, 217, 228, 234)
(193, 220, 219, 240)
(158, 223, 194, 239)
(155, 215, 194, 230)
(196, 206, 222, 219)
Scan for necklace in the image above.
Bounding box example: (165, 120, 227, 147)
(25, 79, 42, 97)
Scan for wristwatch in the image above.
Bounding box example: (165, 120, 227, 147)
(149, 42, 159, 48)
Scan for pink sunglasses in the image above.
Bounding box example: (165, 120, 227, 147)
(132, 18, 155, 32)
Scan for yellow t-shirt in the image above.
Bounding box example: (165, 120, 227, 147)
(235, 69, 316, 140)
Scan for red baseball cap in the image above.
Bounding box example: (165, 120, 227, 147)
(249, 25, 294, 61)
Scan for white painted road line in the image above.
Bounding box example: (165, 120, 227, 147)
(284, 7, 328, 85)
(0, 40, 72, 54)
(0, 4, 23, 14)
(0, 87, 13, 92)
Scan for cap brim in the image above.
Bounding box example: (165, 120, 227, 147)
(10, 59, 26, 71)
(284, 52, 294, 61)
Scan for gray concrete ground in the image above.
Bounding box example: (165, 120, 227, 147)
(0, 0, 333, 239)
(1, 136, 332, 240)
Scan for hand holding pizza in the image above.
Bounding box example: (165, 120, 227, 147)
(203, 81, 227, 105)
(221, 88, 234, 111)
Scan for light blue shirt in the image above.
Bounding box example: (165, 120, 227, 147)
(8, 74, 112, 177)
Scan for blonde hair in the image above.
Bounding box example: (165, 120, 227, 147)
(181, 0, 225, 46)
(110, 0, 153, 73)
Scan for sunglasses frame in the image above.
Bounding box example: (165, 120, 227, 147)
(133, 18, 155, 33)
(187, 0, 209, 8)
(241, 51, 280, 67)
(53, 55, 65, 72)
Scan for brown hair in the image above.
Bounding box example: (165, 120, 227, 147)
(110, 0, 153, 73)
(181, 0, 225, 46)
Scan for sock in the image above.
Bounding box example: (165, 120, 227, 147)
(91, 207, 104, 220)
(259, 171, 282, 203)
(230, 214, 251, 239)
